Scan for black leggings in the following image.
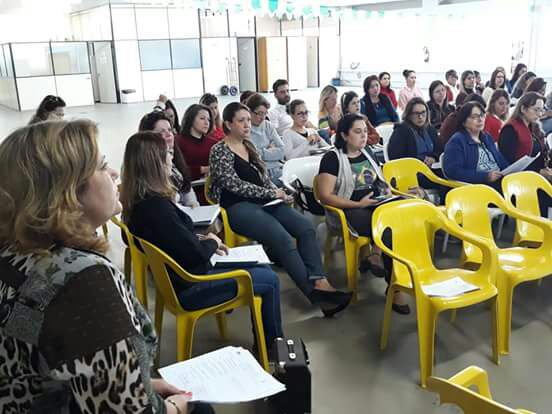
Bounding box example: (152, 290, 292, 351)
(344, 207, 393, 284)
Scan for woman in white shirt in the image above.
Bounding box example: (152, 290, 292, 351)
(282, 99, 330, 160)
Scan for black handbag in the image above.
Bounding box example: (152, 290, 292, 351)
(268, 337, 312, 414)
(289, 178, 325, 216)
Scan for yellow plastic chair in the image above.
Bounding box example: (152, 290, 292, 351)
(111, 216, 149, 308)
(372, 198, 499, 387)
(446, 184, 552, 355)
(502, 171, 552, 246)
(204, 175, 251, 248)
(427, 366, 535, 414)
(101, 223, 109, 240)
(138, 237, 269, 370)
(313, 175, 371, 303)
(382, 157, 464, 199)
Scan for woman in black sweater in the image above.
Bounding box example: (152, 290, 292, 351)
(360, 75, 399, 127)
(121, 131, 283, 347)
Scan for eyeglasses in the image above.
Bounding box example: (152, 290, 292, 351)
(469, 113, 486, 120)
(411, 110, 427, 118)
(252, 110, 268, 118)
(295, 111, 310, 117)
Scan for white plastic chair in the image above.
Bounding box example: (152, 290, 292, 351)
(439, 154, 506, 253)
(281, 155, 323, 191)
(376, 124, 394, 162)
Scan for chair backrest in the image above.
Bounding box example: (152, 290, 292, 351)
(382, 157, 432, 193)
(377, 124, 394, 163)
(372, 199, 441, 275)
(138, 237, 193, 314)
(502, 171, 548, 244)
(281, 155, 323, 189)
(445, 185, 503, 264)
(427, 376, 524, 414)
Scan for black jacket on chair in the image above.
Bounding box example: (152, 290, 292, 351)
(388, 121, 440, 161)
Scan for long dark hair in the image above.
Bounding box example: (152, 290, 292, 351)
(487, 89, 510, 121)
(402, 97, 429, 127)
(181, 104, 214, 137)
(524, 77, 547, 95)
(29, 95, 66, 124)
(199, 93, 222, 129)
(489, 69, 506, 90)
(428, 80, 449, 108)
(164, 99, 180, 131)
(139, 111, 191, 193)
(222, 102, 266, 176)
(460, 70, 475, 94)
(335, 113, 366, 153)
(510, 63, 527, 86)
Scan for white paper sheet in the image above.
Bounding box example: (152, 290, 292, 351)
(177, 204, 220, 226)
(159, 346, 285, 403)
(210, 245, 272, 267)
(191, 177, 207, 187)
(431, 162, 441, 170)
(421, 277, 480, 298)
(500, 153, 539, 175)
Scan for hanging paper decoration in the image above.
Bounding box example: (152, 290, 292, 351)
(268, 0, 279, 14)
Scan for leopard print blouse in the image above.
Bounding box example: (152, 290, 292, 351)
(0, 244, 165, 413)
(207, 140, 277, 203)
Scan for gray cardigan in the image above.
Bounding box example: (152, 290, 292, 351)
(249, 120, 285, 173)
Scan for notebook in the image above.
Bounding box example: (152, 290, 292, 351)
(177, 204, 220, 226)
(210, 245, 272, 268)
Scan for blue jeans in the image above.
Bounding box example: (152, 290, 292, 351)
(177, 265, 283, 346)
(227, 202, 325, 299)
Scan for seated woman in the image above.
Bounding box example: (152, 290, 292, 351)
(379, 72, 398, 109)
(341, 90, 380, 146)
(427, 80, 455, 130)
(443, 101, 509, 191)
(246, 93, 285, 184)
(438, 93, 486, 154)
(511, 71, 537, 102)
(199, 93, 225, 141)
(388, 97, 439, 165)
(398, 69, 424, 111)
(318, 85, 342, 134)
(455, 70, 477, 107)
(176, 104, 219, 204)
(484, 89, 510, 143)
(122, 131, 283, 348)
(282, 99, 330, 160)
(28, 95, 66, 124)
(0, 120, 200, 414)
(524, 77, 547, 96)
(498, 92, 552, 184)
(317, 113, 410, 314)
(154, 94, 180, 131)
(482, 69, 507, 104)
(139, 111, 198, 207)
(208, 102, 352, 316)
(507, 63, 527, 94)
(542, 91, 552, 135)
(360, 75, 400, 127)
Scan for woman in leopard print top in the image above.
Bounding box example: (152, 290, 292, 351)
(0, 120, 197, 413)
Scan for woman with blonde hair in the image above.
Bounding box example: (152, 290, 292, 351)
(318, 84, 341, 134)
(0, 120, 196, 413)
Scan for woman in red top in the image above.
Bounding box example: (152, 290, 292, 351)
(484, 89, 510, 143)
(379, 72, 398, 109)
(199, 93, 225, 141)
(176, 104, 217, 204)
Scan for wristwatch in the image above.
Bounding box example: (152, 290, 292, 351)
(166, 398, 182, 414)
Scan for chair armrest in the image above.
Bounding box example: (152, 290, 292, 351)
(440, 211, 498, 276)
(447, 366, 493, 399)
(503, 204, 552, 250)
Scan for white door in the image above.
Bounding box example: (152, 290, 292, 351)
(287, 37, 307, 90)
(201, 37, 238, 95)
(93, 41, 117, 103)
(237, 37, 257, 92)
(265, 37, 287, 91)
(306, 37, 319, 88)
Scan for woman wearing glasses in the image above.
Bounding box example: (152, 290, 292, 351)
(388, 97, 439, 166)
(282, 99, 330, 160)
(498, 92, 552, 186)
(443, 101, 509, 191)
(246, 93, 285, 184)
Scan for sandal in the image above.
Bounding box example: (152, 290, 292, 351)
(359, 254, 386, 278)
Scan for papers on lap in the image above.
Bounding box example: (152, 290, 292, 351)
(210, 245, 271, 268)
(177, 204, 220, 226)
(500, 153, 540, 175)
(421, 277, 480, 298)
(159, 346, 285, 403)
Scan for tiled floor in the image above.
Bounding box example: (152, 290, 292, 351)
(1, 90, 550, 413)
